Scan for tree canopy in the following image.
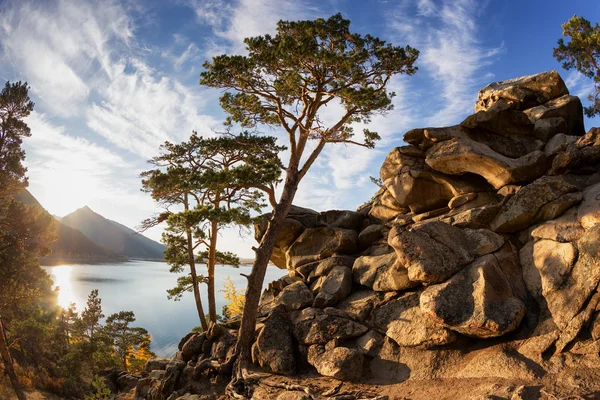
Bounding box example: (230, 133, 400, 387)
(554, 15, 600, 117)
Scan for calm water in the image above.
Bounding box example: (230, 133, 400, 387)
(43, 261, 287, 357)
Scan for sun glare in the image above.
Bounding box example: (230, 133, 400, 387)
(50, 266, 77, 310)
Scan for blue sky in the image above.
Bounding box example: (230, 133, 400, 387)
(1, 0, 599, 258)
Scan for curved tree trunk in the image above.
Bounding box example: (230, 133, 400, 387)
(229, 167, 300, 392)
(184, 194, 208, 331)
(0, 317, 26, 400)
(207, 220, 218, 323)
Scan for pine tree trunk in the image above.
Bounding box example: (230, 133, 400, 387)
(0, 317, 26, 400)
(229, 168, 300, 389)
(207, 220, 218, 323)
(184, 194, 208, 331)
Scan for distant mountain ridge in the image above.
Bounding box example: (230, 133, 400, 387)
(15, 190, 125, 264)
(15, 190, 165, 264)
(61, 206, 166, 260)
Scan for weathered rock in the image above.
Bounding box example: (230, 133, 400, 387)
(275, 281, 314, 312)
(144, 359, 170, 375)
(181, 333, 206, 361)
(252, 307, 296, 375)
(490, 176, 579, 232)
(425, 137, 547, 190)
(355, 330, 385, 357)
(551, 127, 600, 175)
(544, 133, 579, 156)
(353, 253, 396, 287)
(530, 209, 585, 242)
(313, 266, 352, 308)
(535, 191, 582, 221)
(305, 255, 355, 282)
(116, 373, 140, 392)
(358, 224, 386, 249)
(462, 100, 534, 138)
(336, 290, 386, 322)
(291, 308, 368, 345)
(381, 145, 490, 213)
(368, 188, 409, 221)
(307, 345, 363, 381)
(448, 192, 477, 209)
(318, 210, 364, 231)
(286, 227, 358, 270)
(389, 221, 475, 284)
(534, 117, 568, 142)
(578, 183, 600, 230)
(276, 392, 312, 400)
(475, 70, 568, 112)
(372, 291, 457, 348)
(412, 206, 450, 222)
(462, 228, 505, 256)
(420, 253, 526, 338)
(524, 94, 585, 137)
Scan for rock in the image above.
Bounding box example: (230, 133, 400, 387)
(181, 333, 206, 361)
(368, 188, 409, 221)
(256, 215, 306, 269)
(535, 191, 582, 221)
(116, 373, 139, 392)
(307, 345, 363, 381)
(490, 176, 579, 232)
(313, 266, 352, 308)
(524, 94, 585, 137)
(520, 225, 600, 330)
(353, 252, 417, 291)
(372, 291, 457, 348)
(551, 127, 600, 175)
(452, 349, 539, 380)
(286, 227, 358, 270)
(412, 206, 450, 222)
(475, 70, 568, 112)
(535, 117, 568, 142)
(462, 228, 505, 256)
(276, 392, 312, 400)
(143, 359, 170, 375)
(304, 255, 355, 282)
(275, 281, 314, 312)
(461, 100, 534, 138)
(252, 307, 296, 375)
(336, 290, 386, 322)
(318, 210, 364, 231)
(555, 291, 600, 352)
(358, 224, 386, 249)
(291, 308, 368, 345)
(578, 183, 600, 230)
(449, 193, 477, 209)
(389, 221, 475, 284)
(425, 137, 547, 190)
(420, 253, 526, 338)
(381, 145, 490, 213)
(544, 133, 579, 156)
(355, 330, 385, 357)
(530, 209, 585, 242)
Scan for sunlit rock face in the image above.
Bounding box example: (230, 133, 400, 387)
(138, 70, 600, 395)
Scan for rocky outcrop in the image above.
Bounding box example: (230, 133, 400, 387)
(138, 70, 600, 399)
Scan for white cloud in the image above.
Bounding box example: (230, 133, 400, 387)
(565, 70, 596, 101)
(388, 0, 504, 126)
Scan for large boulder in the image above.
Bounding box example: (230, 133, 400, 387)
(578, 183, 600, 230)
(475, 70, 569, 112)
(352, 252, 417, 291)
(380, 146, 490, 214)
(313, 265, 352, 308)
(490, 175, 580, 232)
(388, 221, 489, 284)
(420, 251, 526, 338)
(181, 333, 206, 361)
(252, 307, 296, 375)
(286, 227, 358, 270)
(524, 94, 585, 137)
(307, 344, 363, 381)
(371, 291, 457, 348)
(425, 137, 547, 189)
(551, 127, 600, 175)
(461, 100, 534, 138)
(291, 308, 368, 345)
(275, 281, 314, 312)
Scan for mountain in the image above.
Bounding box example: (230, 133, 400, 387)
(15, 190, 125, 264)
(60, 206, 166, 260)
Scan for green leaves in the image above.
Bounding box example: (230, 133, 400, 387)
(200, 13, 419, 152)
(554, 15, 600, 117)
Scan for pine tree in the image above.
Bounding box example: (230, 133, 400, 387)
(105, 311, 154, 372)
(141, 132, 283, 327)
(199, 14, 418, 392)
(554, 15, 600, 117)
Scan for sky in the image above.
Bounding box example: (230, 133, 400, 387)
(1, 0, 599, 258)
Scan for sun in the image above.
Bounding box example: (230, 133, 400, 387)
(49, 266, 77, 310)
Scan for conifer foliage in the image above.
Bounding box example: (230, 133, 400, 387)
(141, 132, 283, 327)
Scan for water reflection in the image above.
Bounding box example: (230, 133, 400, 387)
(50, 266, 76, 309)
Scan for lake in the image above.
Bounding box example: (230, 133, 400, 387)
(43, 261, 287, 357)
